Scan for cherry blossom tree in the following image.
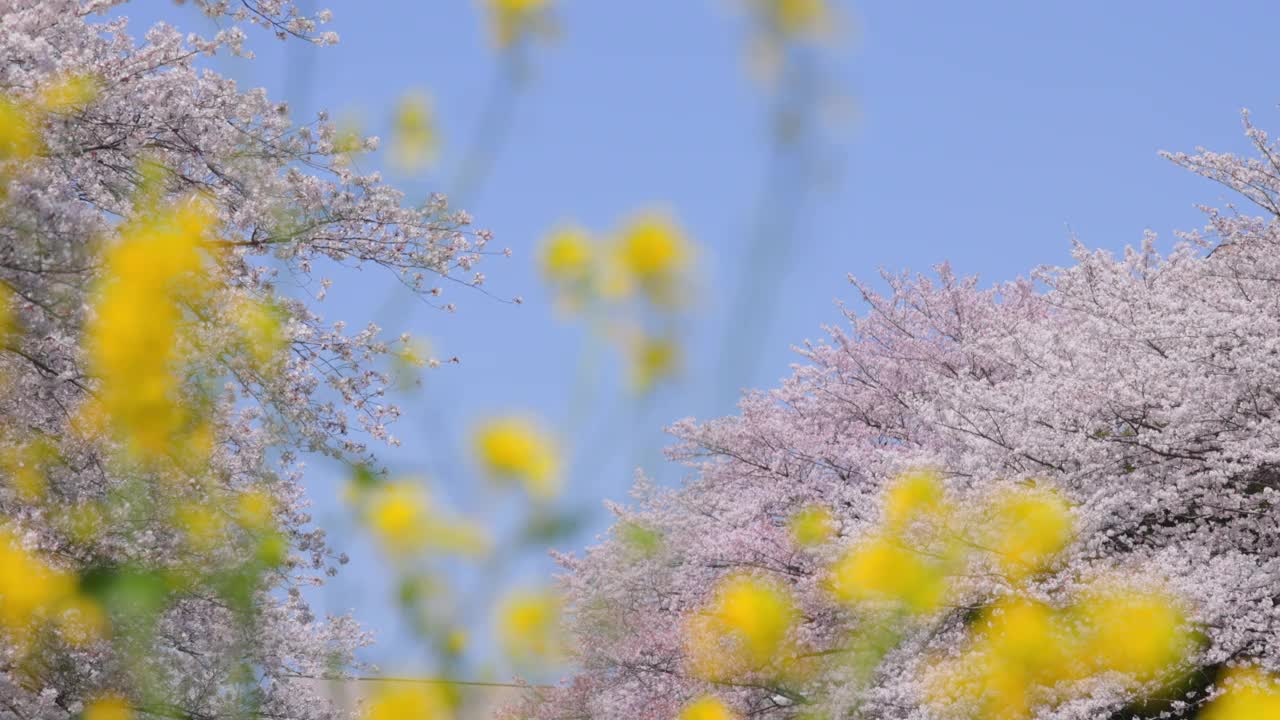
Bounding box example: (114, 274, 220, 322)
(512, 114, 1280, 719)
(0, 2, 492, 718)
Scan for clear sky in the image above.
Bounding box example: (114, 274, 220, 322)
(118, 0, 1280, 673)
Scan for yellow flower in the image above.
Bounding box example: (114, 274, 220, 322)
(1076, 584, 1189, 680)
(680, 696, 737, 720)
(0, 528, 76, 640)
(233, 298, 286, 370)
(484, 0, 552, 48)
(627, 333, 680, 394)
(1201, 667, 1280, 720)
(926, 598, 1073, 719)
(768, 0, 828, 37)
(0, 97, 39, 161)
(473, 415, 560, 499)
(37, 74, 98, 112)
(176, 503, 226, 552)
(828, 535, 945, 613)
(613, 211, 691, 304)
(391, 90, 439, 172)
(362, 683, 453, 720)
(235, 489, 276, 531)
(884, 469, 944, 532)
(987, 484, 1073, 579)
(88, 196, 213, 461)
(539, 224, 594, 287)
(361, 480, 489, 557)
(84, 694, 133, 720)
(497, 588, 563, 665)
(0, 283, 15, 343)
(57, 595, 108, 646)
(687, 574, 794, 679)
(789, 504, 835, 547)
(365, 480, 429, 552)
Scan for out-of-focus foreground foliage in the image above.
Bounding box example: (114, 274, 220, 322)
(5, 1, 1280, 720)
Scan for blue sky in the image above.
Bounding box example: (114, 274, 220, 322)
(119, 0, 1280, 673)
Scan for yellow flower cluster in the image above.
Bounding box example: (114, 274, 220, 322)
(391, 90, 439, 173)
(686, 573, 796, 680)
(87, 196, 212, 461)
(497, 588, 563, 666)
(0, 75, 97, 165)
(83, 694, 134, 720)
(927, 582, 1192, 719)
(348, 478, 489, 558)
(473, 415, 560, 499)
(538, 211, 696, 394)
(1202, 667, 1280, 720)
(826, 470, 952, 614)
(362, 682, 454, 720)
(789, 503, 835, 547)
(679, 696, 737, 720)
(0, 527, 106, 649)
(757, 0, 830, 39)
(828, 471, 1078, 618)
(483, 0, 553, 48)
(985, 484, 1073, 580)
(0, 282, 14, 345)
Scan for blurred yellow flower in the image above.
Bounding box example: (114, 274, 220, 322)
(473, 415, 560, 499)
(0, 441, 49, 502)
(176, 504, 226, 552)
(1202, 667, 1280, 720)
(687, 574, 795, 679)
(37, 74, 98, 112)
(627, 333, 680, 394)
(1076, 584, 1189, 680)
(789, 504, 835, 547)
(0, 97, 39, 161)
(362, 683, 453, 720)
(0, 283, 14, 343)
(391, 90, 439, 172)
(57, 595, 108, 646)
(236, 489, 276, 531)
(829, 535, 944, 613)
(680, 696, 737, 720)
(540, 224, 594, 287)
(613, 211, 691, 305)
(497, 588, 563, 665)
(884, 468, 944, 532)
(0, 528, 76, 641)
(362, 480, 489, 557)
(484, 0, 552, 48)
(84, 694, 133, 720)
(233, 298, 286, 369)
(88, 196, 212, 460)
(988, 484, 1073, 579)
(768, 0, 829, 37)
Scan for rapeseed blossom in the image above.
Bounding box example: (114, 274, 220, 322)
(1202, 667, 1280, 720)
(473, 415, 560, 499)
(789, 504, 835, 547)
(87, 196, 212, 461)
(362, 683, 453, 720)
(987, 484, 1073, 579)
(687, 574, 795, 678)
(83, 695, 133, 720)
(612, 211, 692, 306)
(391, 90, 439, 172)
(484, 0, 552, 48)
(883, 468, 945, 532)
(828, 535, 945, 613)
(497, 588, 563, 665)
(679, 696, 736, 720)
